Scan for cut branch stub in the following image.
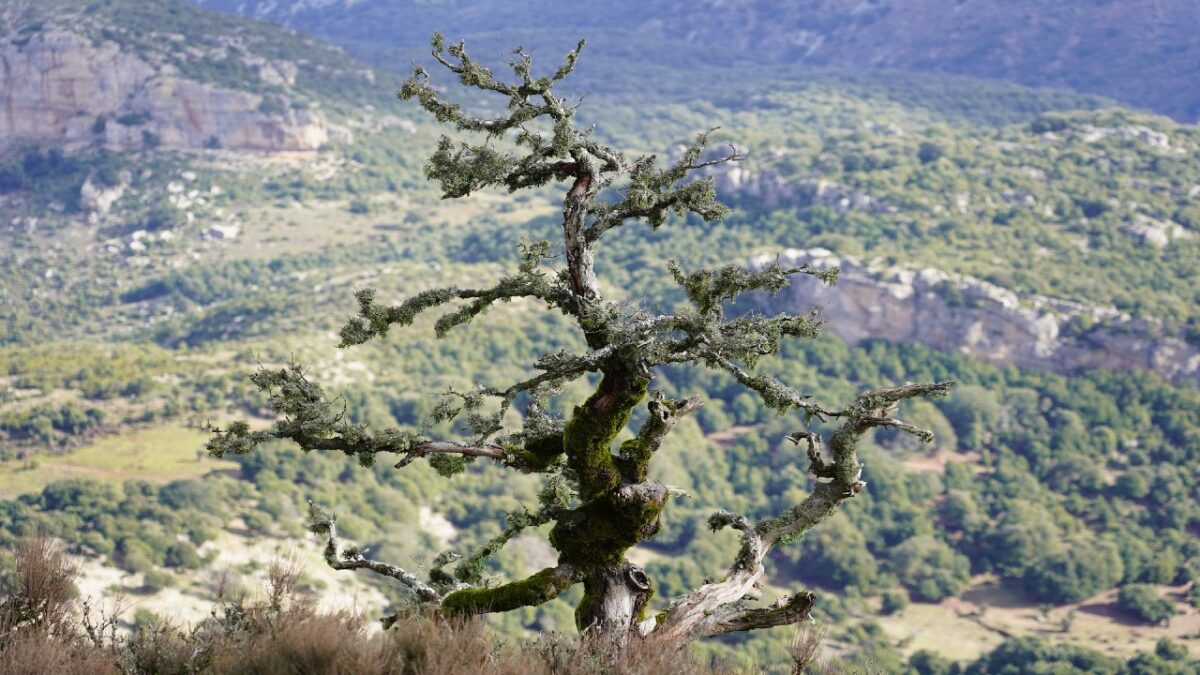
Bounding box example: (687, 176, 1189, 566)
(576, 562, 654, 633)
(617, 392, 702, 482)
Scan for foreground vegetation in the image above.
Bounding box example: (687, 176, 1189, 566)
(2, 538, 1196, 673)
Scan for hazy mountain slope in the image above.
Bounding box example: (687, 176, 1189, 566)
(188, 0, 1200, 122)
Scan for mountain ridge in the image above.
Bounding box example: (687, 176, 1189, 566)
(188, 0, 1200, 122)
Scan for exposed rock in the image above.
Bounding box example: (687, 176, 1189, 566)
(1122, 214, 1191, 249)
(751, 249, 1200, 386)
(707, 161, 890, 213)
(205, 223, 240, 239)
(0, 28, 327, 153)
(241, 54, 298, 86)
(1079, 124, 1175, 152)
(79, 170, 131, 215)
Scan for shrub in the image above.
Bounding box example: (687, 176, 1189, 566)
(966, 637, 1122, 675)
(891, 536, 971, 602)
(1115, 470, 1152, 500)
(917, 141, 945, 164)
(788, 514, 878, 591)
(115, 112, 152, 126)
(0, 163, 26, 192)
(1155, 639, 1188, 661)
(163, 542, 202, 570)
(1021, 538, 1124, 603)
(909, 650, 958, 675)
(140, 569, 175, 594)
(880, 587, 910, 615)
(1117, 584, 1176, 624)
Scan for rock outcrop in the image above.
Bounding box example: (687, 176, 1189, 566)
(698, 156, 892, 214)
(80, 170, 131, 216)
(753, 248, 1200, 386)
(0, 28, 328, 153)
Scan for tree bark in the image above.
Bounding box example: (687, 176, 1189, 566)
(576, 562, 653, 634)
(562, 172, 597, 301)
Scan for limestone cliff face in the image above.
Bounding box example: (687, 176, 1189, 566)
(753, 249, 1200, 386)
(0, 29, 327, 153)
(714, 167, 890, 214)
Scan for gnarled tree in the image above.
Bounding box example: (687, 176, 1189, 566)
(208, 34, 952, 650)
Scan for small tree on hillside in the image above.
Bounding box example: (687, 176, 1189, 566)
(208, 35, 952, 648)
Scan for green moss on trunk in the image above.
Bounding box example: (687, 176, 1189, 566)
(441, 567, 574, 616)
(562, 371, 647, 499)
(507, 432, 564, 472)
(549, 487, 667, 567)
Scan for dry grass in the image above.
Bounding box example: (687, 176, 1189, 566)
(1, 537, 814, 674)
(875, 575, 1200, 662)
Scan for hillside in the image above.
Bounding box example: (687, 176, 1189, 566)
(0, 0, 403, 154)
(2, 0, 1200, 671)
(188, 0, 1200, 121)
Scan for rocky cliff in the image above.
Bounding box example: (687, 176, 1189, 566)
(754, 249, 1200, 386)
(0, 28, 328, 153)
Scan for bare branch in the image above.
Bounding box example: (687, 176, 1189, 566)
(393, 441, 508, 469)
(585, 129, 739, 241)
(695, 592, 815, 639)
(308, 502, 442, 604)
(704, 352, 836, 421)
(686, 144, 744, 170)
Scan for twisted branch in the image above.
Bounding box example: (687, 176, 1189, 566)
(649, 381, 953, 644)
(308, 502, 442, 604)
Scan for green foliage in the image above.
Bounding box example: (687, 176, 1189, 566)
(1021, 538, 1124, 603)
(1117, 584, 1177, 624)
(889, 536, 970, 602)
(784, 514, 877, 591)
(0, 479, 230, 572)
(4, 2, 1200, 666)
(965, 637, 1124, 675)
(879, 587, 909, 616)
(0, 162, 26, 192)
(909, 650, 959, 675)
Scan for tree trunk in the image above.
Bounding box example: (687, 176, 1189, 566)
(575, 562, 652, 634)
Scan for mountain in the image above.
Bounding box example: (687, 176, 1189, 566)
(187, 0, 1200, 122)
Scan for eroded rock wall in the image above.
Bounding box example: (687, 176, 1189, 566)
(0, 29, 327, 153)
(754, 249, 1200, 385)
